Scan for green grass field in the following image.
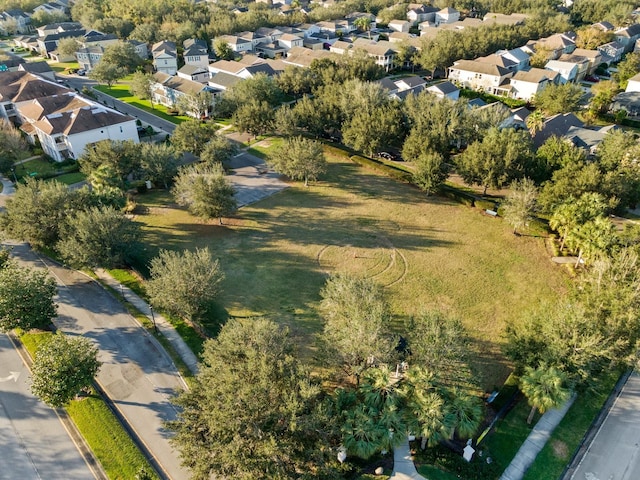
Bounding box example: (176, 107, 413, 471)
(93, 85, 190, 125)
(133, 145, 567, 389)
(18, 330, 159, 480)
(48, 171, 85, 185)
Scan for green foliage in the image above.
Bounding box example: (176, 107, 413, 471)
(519, 364, 571, 423)
(176, 90, 214, 119)
(128, 71, 154, 103)
(198, 135, 238, 165)
(268, 136, 327, 186)
(172, 163, 237, 222)
(342, 102, 403, 157)
(101, 42, 143, 74)
(413, 151, 448, 195)
(571, 0, 637, 25)
(349, 155, 412, 182)
(456, 128, 533, 194)
(232, 99, 274, 137)
(0, 118, 27, 174)
(139, 142, 179, 189)
(502, 178, 538, 235)
(79, 139, 140, 190)
(170, 120, 219, 156)
(56, 206, 142, 269)
(213, 38, 234, 60)
(147, 247, 223, 321)
(319, 273, 395, 384)
(89, 61, 126, 87)
(169, 318, 344, 480)
(533, 83, 584, 116)
(0, 263, 57, 332)
(616, 52, 640, 89)
(30, 333, 100, 407)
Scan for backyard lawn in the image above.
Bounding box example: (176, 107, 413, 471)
(132, 145, 567, 390)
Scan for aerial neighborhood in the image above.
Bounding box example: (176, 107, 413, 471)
(0, 0, 640, 479)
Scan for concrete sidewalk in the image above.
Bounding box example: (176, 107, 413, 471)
(500, 395, 576, 480)
(389, 439, 427, 480)
(0, 175, 15, 196)
(94, 269, 200, 375)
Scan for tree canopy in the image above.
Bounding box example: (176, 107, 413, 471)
(267, 136, 327, 186)
(30, 333, 101, 407)
(169, 318, 344, 480)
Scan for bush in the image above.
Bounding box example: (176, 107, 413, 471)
(350, 155, 412, 182)
(441, 185, 476, 207)
(475, 199, 498, 211)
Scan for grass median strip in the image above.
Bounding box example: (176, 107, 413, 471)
(18, 330, 160, 480)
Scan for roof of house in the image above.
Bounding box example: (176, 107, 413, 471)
(450, 59, 510, 76)
(476, 53, 517, 69)
(438, 7, 458, 14)
(208, 59, 246, 74)
(84, 33, 117, 44)
(533, 113, 585, 148)
(34, 105, 133, 135)
(482, 12, 527, 25)
(565, 125, 608, 151)
(467, 97, 487, 108)
(557, 53, 589, 64)
(16, 93, 86, 120)
(571, 48, 601, 59)
(397, 76, 427, 88)
(512, 68, 558, 83)
(427, 81, 458, 94)
(511, 106, 531, 122)
(17, 61, 53, 74)
(612, 91, 640, 110)
(592, 21, 614, 31)
(0, 71, 68, 103)
(378, 77, 399, 92)
(545, 59, 580, 71)
(178, 64, 208, 75)
(153, 72, 207, 96)
(208, 72, 242, 89)
(616, 24, 640, 38)
(152, 40, 176, 53)
(280, 33, 302, 42)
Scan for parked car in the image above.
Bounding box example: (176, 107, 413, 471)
(378, 152, 398, 160)
(77, 69, 86, 76)
(585, 75, 599, 82)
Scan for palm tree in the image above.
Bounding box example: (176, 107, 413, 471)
(526, 110, 544, 137)
(353, 16, 372, 39)
(445, 388, 483, 440)
(400, 367, 449, 449)
(519, 364, 571, 424)
(565, 216, 616, 267)
(549, 193, 607, 251)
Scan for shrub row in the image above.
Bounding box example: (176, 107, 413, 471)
(350, 155, 412, 183)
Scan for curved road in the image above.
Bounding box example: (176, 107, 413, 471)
(6, 241, 190, 480)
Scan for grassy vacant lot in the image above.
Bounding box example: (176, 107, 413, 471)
(93, 84, 190, 125)
(18, 330, 158, 480)
(133, 146, 566, 389)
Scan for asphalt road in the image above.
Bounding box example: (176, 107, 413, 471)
(0, 333, 96, 480)
(570, 372, 640, 480)
(6, 241, 190, 480)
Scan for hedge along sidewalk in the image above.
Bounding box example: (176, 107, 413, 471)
(499, 395, 576, 480)
(8, 331, 109, 480)
(93, 268, 200, 375)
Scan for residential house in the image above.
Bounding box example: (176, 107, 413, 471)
(544, 59, 581, 84)
(183, 38, 209, 68)
(0, 71, 137, 160)
(426, 81, 460, 100)
(152, 40, 178, 75)
(612, 91, 640, 116)
(530, 33, 576, 59)
(565, 125, 612, 156)
(177, 64, 210, 83)
(592, 21, 615, 32)
(331, 38, 397, 72)
(435, 7, 459, 26)
(406, 5, 437, 25)
(476, 53, 519, 72)
(614, 24, 640, 53)
(626, 72, 640, 92)
(316, 20, 355, 36)
(0, 9, 32, 35)
(283, 46, 332, 67)
(494, 48, 530, 71)
(18, 61, 54, 81)
(81, 32, 118, 49)
(556, 53, 590, 81)
(388, 20, 411, 33)
(13, 35, 39, 53)
(128, 39, 148, 60)
(237, 31, 268, 50)
(37, 29, 85, 57)
(152, 72, 216, 117)
(33, 1, 68, 17)
(208, 72, 242, 91)
(77, 40, 145, 72)
(509, 68, 559, 101)
(255, 27, 284, 43)
(216, 34, 252, 53)
(597, 41, 625, 63)
(256, 42, 287, 58)
(278, 33, 304, 51)
(571, 48, 603, 75)
(0, 52, 26, 71)
(346, 12, 377, 29)
(532, 112, 584, 149)
(448, 59, 514, 95)
(36, 21, 81, 37)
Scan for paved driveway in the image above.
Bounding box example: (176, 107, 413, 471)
(570, 372, 640, 480)
(226, 152, 289, 207)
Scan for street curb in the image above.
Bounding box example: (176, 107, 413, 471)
(6, 332, 109, 480)
(560, 370, 632, 480)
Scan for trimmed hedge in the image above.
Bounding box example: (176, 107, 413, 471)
(350, 155, 413, 183)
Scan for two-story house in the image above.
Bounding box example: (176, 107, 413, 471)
(152, 40, 178, 75)
(448, 59, 514, 94)
(615, 24, 640, 53)
(0, 9, 32, 35)
(183, 38, 209, 68)
(509, 68, 559, 101)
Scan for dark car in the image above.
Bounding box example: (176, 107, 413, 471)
(378, 152, 397, 160)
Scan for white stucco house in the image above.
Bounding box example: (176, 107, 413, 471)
(509, 68, 559, 101)
(448, 59, 513, 94)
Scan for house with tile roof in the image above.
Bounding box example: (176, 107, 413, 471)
(0, 71, 137, 161)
